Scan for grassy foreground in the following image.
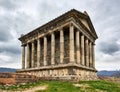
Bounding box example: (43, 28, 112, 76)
(0, 80, 120, 92)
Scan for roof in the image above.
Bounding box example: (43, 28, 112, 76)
(19, 9, 98, 41)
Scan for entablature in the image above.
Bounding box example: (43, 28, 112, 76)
(19, 9, 98, 46)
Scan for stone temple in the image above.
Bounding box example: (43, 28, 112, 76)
(17, 9, 98, 81)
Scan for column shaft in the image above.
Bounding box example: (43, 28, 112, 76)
(85, 39, 89, 67)
(88, 42, 90, 67)
(92, 44, 95, 68)
(81, 34, 85, 65)
(44, 36, 47, 66)
(69, 24, 75, 63)
(37, 39, 40, 67)
(60, 29, 64, 64)
(26, 44, 30, 68)
(22, 46, 25, 69)
(76, 31, 80, 64)
(90, 42, 92, 67)
(31, 42, 35, 68)
(51, 33, 55, 65)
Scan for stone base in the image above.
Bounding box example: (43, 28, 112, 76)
(17, 64, 98, 81)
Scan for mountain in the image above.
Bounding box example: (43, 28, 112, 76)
(97, 70, 120, 77)
(0, 67, 18, 73)
(111, 71, 120, 77)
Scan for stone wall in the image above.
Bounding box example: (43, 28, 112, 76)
(17, 67, 98, 81)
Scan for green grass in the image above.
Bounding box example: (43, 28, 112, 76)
(0, 81, 43, 91)
(0, 80, 120, 92)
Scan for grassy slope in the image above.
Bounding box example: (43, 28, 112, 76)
(0, 80, 120, 92)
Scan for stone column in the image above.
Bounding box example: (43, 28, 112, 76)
(26, 43, 30, 68)
(88, 42, 90, 67)
(31, 42, 35, 68)
(22, 45, 25, 69)
(44, 36, 47, 66)
(89, 42, 92, 67)
(92, 43, 95, 68)
(37, 39, 40, 67)
(76, 30, 80, 64)
(81, 34, 85, 65)
(85, 39, 89, 67)
(60, 29, 64, 64)
(51, 33, 55, 65)
(69, 24, 75, 63)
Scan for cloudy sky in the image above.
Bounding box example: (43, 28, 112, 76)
(0, 0, 120, 71)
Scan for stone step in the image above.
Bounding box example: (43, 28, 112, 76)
(0, 73, 38, 85)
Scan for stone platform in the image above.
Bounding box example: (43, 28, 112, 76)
(17, 63, 98, 81)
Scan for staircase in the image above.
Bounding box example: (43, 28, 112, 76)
(0, 73, 38, 85)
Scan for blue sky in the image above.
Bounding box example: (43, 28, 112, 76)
(0, 0, 120, 70)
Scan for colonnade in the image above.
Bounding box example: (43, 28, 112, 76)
(21, 24, 95, 69)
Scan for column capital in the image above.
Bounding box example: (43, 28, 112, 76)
(21, 44, 26, 47)
(51, 31, 55, 35)
(59, 27, 63, 31)
(69, 22, 74, 27)
(31, 40, 36, 43)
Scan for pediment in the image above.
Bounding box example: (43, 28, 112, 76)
(79, 18, 90, 30)
(70, 10, 98, 39)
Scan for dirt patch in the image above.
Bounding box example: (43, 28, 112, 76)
(99, 76, 120, 83)
(95, 89, 107, 92)
(73, 83, 90, 89)
(0, 78, 16, 85)
(73, 83, 106, 92)
(22, 85, 48, 92)
(0, 85, 48, 92)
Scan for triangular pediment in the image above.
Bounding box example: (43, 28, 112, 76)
(68, 9, 98, 39)
(79, 18, 90, 30)
(69, 9, 98, 39)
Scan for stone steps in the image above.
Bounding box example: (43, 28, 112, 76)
(0, 73, 38, 85)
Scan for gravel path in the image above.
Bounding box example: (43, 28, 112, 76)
(22, 85, 47, 92)
(0, 85, 48, 92)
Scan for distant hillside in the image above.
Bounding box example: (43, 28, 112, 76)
(97, 70, 120, 77)
(0, 67, 18, 73)
(111, 71, 120, 77)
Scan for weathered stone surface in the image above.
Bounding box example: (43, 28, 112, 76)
(0, 73, 38, 85)
(18, 9, 98, 81)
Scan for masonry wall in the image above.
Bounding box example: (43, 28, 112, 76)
(18, 68, 98, 81)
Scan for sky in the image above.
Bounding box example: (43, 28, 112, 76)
(0, 0, 120, 71)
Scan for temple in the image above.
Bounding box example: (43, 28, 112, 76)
(17, 9, 98, 81)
